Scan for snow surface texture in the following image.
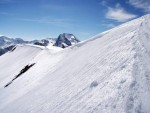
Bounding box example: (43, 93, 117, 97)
(0, 14, 150, 113)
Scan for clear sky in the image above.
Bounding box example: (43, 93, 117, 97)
(0, 0, 149, 40)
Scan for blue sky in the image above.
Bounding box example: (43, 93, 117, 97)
(0, 0, 149, 40)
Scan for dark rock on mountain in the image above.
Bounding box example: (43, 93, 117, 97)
(34, 39, 53, 46)
(0, 45, 16, 56)
(54, 33, 80, 48)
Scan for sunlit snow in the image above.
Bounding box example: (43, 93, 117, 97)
(0, 14, 150, 113)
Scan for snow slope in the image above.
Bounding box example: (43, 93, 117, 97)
(0, 14, 150, 113)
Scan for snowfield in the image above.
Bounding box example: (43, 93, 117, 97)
(0, 14, 150, 113)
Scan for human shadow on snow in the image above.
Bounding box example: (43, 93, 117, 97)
(4, 63, 35, 88)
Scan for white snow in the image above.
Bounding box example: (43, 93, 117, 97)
(0, 14, 150, 113)
(46, 45, 63, 53)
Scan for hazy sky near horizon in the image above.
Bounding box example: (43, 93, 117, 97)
(0, 0, 149, 40)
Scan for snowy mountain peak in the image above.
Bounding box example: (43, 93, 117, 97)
(54, 33, 80, 48)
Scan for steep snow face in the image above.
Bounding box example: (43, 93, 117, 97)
(0, 14, 150, 113)
(0, 45, 43, 85)
(54, 33, 80, 48)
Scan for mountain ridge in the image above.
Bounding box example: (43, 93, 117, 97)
(0, 14, 150, 113)
(0, 33, 80, 55)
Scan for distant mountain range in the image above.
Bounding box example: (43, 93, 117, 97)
(0, 33, 80, 55)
